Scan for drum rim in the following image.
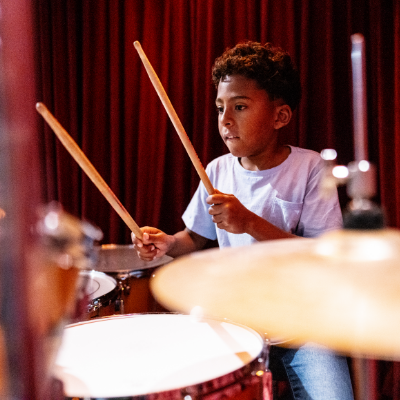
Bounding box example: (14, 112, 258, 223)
(92, 244, 174, 273)
(104, 267, 156, 279)
(59, 313, 269, 399)
(79, 270, 119, 307)
(65, 312, 265, 334)
(98, 243, 135, 250)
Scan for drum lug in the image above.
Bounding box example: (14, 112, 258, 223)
(114, 298, 124, 314)
(87, 299, 101, 317)
(118, 278, 131, 296)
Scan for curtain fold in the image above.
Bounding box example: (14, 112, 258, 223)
(33, 1, 400, 397)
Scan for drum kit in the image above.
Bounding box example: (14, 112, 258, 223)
(7, 33, 393, 400)
(52, 226, 400, 400)
(0, 0, 388, 396)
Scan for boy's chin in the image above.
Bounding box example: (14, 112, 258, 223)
(227, 148, 247, 158)
(225, 143, 242, 157)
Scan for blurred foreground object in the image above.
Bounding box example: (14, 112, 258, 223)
(0, 0, 45, 397)
(0, 2, 104, 397)
(29, 204, 102, 388)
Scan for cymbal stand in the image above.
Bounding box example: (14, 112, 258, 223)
(320, 33, 382, 400)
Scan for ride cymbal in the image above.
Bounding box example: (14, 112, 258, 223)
(151, 229, 400, 359)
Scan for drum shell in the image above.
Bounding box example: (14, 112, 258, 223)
(55, 313, 272, 400)
(108, 267, 169, 314)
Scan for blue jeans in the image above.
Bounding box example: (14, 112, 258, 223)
(269, 343, 354, 400)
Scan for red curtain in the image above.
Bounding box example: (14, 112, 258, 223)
(33, 0, 400, 242)
(33, 1, 400, 398)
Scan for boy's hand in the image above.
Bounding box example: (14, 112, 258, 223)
(131, 227, 175, 261)
(206, 189, 252, 234)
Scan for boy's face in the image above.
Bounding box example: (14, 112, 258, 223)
(215, 75, 281, 160)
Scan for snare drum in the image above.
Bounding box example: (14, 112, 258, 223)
(54, 314, 272, 399)
(91, 244, 173, 314)
(78, 270, 119, 319)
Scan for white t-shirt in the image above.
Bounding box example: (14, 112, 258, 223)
(182, 146, 342, 248)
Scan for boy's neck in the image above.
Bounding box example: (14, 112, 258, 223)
(239, 144, 291, 171)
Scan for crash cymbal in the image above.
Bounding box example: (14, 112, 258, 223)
(151, 228, 400, 359)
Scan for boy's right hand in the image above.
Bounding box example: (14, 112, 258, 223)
(131, 227, 175, 261)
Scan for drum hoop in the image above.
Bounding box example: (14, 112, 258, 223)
(81, 270, 119, 306)
(61, 313, 269, 399)
(90, 283, 119, 306)
(105, 267, 156, 280)
(93, 244, 173, 274)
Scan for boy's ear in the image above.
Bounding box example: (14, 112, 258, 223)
(274, 104, 292, 129)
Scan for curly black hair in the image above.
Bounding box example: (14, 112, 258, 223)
(212, 41, 301, 111)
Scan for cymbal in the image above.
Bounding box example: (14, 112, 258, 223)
(151, 229, 400, 359)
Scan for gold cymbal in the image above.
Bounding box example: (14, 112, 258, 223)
(151, 229, 400, 359)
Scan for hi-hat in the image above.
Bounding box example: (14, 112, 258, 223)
(151, 228, 400, 359)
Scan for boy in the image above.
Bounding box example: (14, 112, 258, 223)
(133, 41, 353, 399)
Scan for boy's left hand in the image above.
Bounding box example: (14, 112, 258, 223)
(206, 189, 252, 234)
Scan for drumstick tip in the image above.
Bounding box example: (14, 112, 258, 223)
(36, 102, 45, 113)
(133, 41, 141, 50)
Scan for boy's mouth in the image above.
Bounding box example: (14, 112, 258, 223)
(225, 135, 240, 141)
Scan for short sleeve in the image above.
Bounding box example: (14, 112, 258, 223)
(182, 167, 217, 240)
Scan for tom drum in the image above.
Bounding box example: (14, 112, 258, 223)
(89, 244, 173, 315)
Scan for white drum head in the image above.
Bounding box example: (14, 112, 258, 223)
(54, 314, 264, 398)
(80, 270, 116, 300)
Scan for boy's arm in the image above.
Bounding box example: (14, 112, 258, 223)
(167, 228, 209, 257)
(244, 212, 297, 240)
(132, 227, 208, 261)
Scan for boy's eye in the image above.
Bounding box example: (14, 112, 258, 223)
(235, 105, 246, 111)
(216, 106, 223, 114)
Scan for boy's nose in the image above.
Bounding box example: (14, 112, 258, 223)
(220, 110, 233, 126)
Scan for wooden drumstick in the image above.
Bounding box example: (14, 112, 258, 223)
(36, 102, 143, 240)
(134, 41, 215, 195)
